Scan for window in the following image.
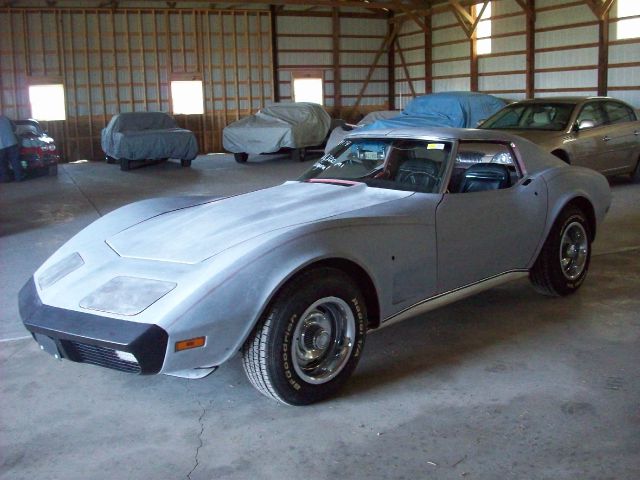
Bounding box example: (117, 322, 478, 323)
(292, 73, 324, 105)
(29, 84, 66, 121)
(448, 142, 521, 193)
(576, 102, 606, 128)
(603, 101, 637, 124)
(171, 80, 204, 115)
(476, 1, 492, 55)
(617, 0, 640, 40)
(300, 138, 453, 193)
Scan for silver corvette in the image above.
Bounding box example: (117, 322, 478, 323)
(19, 127, 611, 405)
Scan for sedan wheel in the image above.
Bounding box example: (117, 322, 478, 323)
(530, 206, 591, 296)
(242, 267, 367, 405)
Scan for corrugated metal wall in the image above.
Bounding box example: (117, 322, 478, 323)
(396, 0, 639, 107)
(0, 8, 272, 160)
(276, 11, 389, 118)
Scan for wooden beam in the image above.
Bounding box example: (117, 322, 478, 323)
(597, 6, 609, 96)
(332, 7, 341, 110)
(387, 11, 395, 110)
(424, 10, 432, 94)
(269, 5, 279, 102)
(392, 0, 428, 34)
(350, 18, 401, 117)
(525, 0, 535, 98)
(394, 36, 416, 97)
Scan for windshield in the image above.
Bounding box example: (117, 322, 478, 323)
(481, 103, 575, 131)
(300, 138, 453, 193)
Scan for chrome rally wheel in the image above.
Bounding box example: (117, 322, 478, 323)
(559, 221, 589, 281)
(292, 297, 356, 385)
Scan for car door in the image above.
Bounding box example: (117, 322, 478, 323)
(571, 100, 621, 172)
(602, 100, 640, 173)
(435, 141, 547, 293)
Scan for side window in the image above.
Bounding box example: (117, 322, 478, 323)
(576, 102, 606, 127)
(604, 101, 637, 124)
(448, 142, 521, 194)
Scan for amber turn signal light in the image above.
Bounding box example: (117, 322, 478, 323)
(175, 336, 206, 352)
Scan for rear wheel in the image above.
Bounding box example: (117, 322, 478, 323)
(530, 206, 591, 296)
(105, 155, 116, 164)
(180, 159, 192, 168)
(120, 159, 131, 171)
(291, 148, 306, 162)
(242, 267, 367, 405)
(234, 152, 248, 163)
(631, 157, 640, 183)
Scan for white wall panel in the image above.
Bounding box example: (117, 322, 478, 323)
(433, 60, 470, 77)
(536, 26, 598, 49)
(434, 77, 470, 92)
(535, 70, 598, 89)
(480, 54, 526, 72)
(536, 48, 598, 69)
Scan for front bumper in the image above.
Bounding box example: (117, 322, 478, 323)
(18, 278, 168, 374)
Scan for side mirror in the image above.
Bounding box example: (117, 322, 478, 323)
(576, 119, 595, 131)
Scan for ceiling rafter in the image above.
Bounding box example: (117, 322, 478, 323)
(448, 0, 489, 39)
(584, 0, 615, 20)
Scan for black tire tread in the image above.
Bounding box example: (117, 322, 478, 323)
(529, 206, 589, 297)
(242, 267, 363, 405)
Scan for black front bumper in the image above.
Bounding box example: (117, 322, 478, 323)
(19, 278, 168, 374)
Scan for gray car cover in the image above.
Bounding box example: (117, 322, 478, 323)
(222, 103, 331, 154)
(101, 112, 198, 161)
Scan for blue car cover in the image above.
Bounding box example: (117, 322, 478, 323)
(362, 92, 507, 131)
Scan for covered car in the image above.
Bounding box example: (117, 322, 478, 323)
(223, 102, 332, 162)
(360, 92, 507, 133)
(324, 110, 399, 154)
(20, 127, 610, 406)
(15, 119, 60, 177)
(101, 112, 198, 171)
(479, 96, 640, 180)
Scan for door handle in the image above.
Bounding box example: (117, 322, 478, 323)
(602, 136, 611, 142)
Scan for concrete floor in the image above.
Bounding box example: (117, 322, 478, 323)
(1, 155, 639, 480)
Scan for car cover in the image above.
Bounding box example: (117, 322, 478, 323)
(361, 92, 507, 132)
(222, 103, 331, 154)
(101, 112, 198, 161)
(324, 110, 399, 153)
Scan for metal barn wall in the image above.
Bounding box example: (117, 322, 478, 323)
(395, 0, 639, 107)
(395, 19, 426, 111)
(276, 10, 389, 119)
(0, 8, 273, 160)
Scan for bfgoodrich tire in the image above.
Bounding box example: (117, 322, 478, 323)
(242, 267, 367, 405)
(530, 206, 591, 296)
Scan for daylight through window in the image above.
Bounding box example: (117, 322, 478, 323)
(476, 2, 492, 55)
(617, 0, 640, 40)
(29, 84, 66, 121)
(293, 78, 324, 105)
(171, 80, 204, 115)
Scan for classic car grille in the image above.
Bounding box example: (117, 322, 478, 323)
(63, 341, 141, 374)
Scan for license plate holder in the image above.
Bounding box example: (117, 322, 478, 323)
(34, 333, 62, 359)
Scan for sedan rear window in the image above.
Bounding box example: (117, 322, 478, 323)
(300, 138, 453, 193)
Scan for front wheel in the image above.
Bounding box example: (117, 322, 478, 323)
(242, 267, 367, 405)
(234, 152, 248, 163)
(530, 206, 591, 296)
(180, 159, 192, 168)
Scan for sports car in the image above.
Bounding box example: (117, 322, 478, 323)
(19, 127, 611, 405)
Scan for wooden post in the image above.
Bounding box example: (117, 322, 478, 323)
(424, 12, 432, 93)
(269, 5, 279, 102)
(231, 14, 240, 120)
(138, 10, 148, 110)
(525, 0, 535, 98)
(218, 12, 229, 123)
(597, 8, 609, 96)
(244, 12, 253, 111)
(257, 12, 265, 108)
(332, 8, 341, 113)
(394, 37, 416, 98)
(110, 11, 122, 110)
(387, 13, 396, 111)
(152, 11, 161, 110)
(469, 4, 478, 92)
(82, 11, 95, 160)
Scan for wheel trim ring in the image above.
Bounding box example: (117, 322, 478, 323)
(291, 296, 356, 385)
(559, 221, 588, 281)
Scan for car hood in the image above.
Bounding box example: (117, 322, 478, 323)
(106, 181, 412, 264)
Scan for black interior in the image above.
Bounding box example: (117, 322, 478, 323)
(457, 163, 512, 193)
